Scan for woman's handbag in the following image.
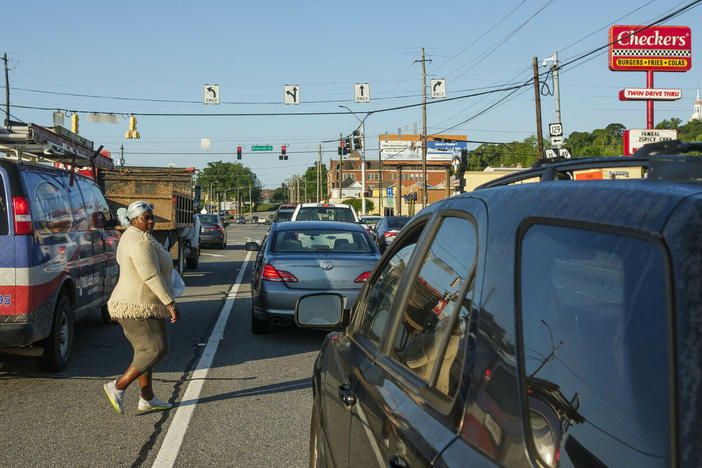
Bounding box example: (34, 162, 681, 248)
(170, 269, 185, 297)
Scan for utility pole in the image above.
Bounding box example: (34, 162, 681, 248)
(249, 186, 252, 217)
(3, 53, 10, 126)
(533, 57, 545, 159)
(338, 132, 343, 202)
(542, 51, 562, 147)
(415, 48, 431, 208)
(317, 145, 322, 202)
(378, 141, 383, 215)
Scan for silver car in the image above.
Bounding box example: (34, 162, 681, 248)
(248, 221, 380, 334)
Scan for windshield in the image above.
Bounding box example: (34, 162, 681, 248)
(296, 207, 355, 222)
(272, 229, 374, 253)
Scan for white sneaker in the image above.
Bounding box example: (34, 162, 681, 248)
(104, 380, 125, 415)
(138, 396, 173, 413)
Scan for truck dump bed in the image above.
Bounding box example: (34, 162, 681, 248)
(98, 167, 194, 230)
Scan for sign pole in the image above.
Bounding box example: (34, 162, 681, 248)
(646, 71, 654, 129)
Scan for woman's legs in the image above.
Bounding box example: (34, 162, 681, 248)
(115, 366, 153, 400)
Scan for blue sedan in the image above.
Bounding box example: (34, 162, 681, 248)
(248, 221, 381, 334)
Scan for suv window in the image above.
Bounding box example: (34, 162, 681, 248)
(390, 216, 477, 397)
(34, 178, 73, 234)
(520, 224, 670, 467)
(355, 224, 424, 345)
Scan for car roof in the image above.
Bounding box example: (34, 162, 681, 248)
(432, 179, 702, 233)
(273, 220, 366, 232)
(297, 202, 352, 208)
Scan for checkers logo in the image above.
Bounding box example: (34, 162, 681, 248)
(609, 25, 691, 72)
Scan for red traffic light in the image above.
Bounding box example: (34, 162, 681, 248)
(236, 146, 242, 159)
(281, 145, 286, 155)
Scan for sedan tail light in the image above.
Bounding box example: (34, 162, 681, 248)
(209, 225, 222, 231)
(262, 264, 298, 283)
(383, 231, 397, 238)
(354, 271, 371, 283)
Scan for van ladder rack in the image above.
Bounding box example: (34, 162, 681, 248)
(0, 123, 113, 170)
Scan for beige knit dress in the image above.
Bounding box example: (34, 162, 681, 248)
(107, 226, 174, 319)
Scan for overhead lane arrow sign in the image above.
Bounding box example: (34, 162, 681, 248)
(203, 84, 220, 104)
(355, 83, 370, 103)
(284, 85, 300, 105)
(430, 79, 446, 98)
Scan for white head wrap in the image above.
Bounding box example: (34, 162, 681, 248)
(116, 200, 154, 227)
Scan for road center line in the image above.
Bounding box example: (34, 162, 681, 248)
(152, 252, 253, 468)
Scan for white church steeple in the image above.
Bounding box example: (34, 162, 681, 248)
(691, 89, 702, 122)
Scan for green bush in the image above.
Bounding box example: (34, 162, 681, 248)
(342, 198, 374, 213)
(256, 203, 275, 212)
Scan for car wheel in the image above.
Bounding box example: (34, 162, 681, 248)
(251, 308, 271, 334)
(309, 405, 325, 468)
(39, 295, 74, 372)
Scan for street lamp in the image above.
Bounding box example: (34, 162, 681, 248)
(338, 105, 368, 215)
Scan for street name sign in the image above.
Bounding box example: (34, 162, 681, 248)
(204, 84, 220, 104)
(618, 88, 682, 101)
(623, 129, 678, 155)
(354, 83, 370, 103)
(430, 79, 446, 98)
(251, 145, 273, 151)
(609, 25, 692, 72)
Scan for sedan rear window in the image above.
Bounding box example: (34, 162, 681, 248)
(296, 207, 355, 222)
(272, 229, 374, 253)
(199, 215, 218, 224)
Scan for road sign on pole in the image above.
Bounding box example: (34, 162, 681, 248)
(204, 84, 220, 104)
(548, 122, 563, 137)
(354, 83, 370, 103)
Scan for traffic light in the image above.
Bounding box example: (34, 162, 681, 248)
(279, 145, 288, 160)
(460, 149, 468, 173)
(352, 130, 362, 150)
(343, 137, 351, 154)
(125, 114, 140, 139)
(71, 113, 79, 134)
(338, 140, 345, 156)
(237, 146, 242, 159)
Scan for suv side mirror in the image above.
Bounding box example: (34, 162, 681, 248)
(244, 241, 260, 251)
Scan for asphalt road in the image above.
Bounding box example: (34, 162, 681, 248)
(0, 223, 325, 467)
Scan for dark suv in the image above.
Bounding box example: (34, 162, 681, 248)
(296, 146, 702, 467)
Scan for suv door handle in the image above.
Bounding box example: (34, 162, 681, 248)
(338, 382, 357, 407)
(387, 455, 409, 468)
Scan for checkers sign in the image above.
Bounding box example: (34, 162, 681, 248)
(609, 25, 691, 72)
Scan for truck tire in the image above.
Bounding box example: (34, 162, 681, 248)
(176, 240, 185, 275)
(39, 295, 74, 372)
(186, 248, 199, 269)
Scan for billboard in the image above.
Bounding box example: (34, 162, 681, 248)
(378, 135, 467, 162)
(623, 129, 677, 155)
(609, 25, 691, 72)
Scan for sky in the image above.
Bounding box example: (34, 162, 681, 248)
(3, 0, 702, 188)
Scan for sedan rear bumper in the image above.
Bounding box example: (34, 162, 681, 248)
(253, 284, 361, 322)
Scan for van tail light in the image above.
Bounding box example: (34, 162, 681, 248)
(12, 197, 33, 235)
(262, 264, 298, 283)
(354, 271, 371, 283)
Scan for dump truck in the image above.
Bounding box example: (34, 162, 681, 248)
(98, 166, 200, 273)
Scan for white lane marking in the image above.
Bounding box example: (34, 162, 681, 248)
(152, 251, 253, 468)
(200, 253, 225, 257)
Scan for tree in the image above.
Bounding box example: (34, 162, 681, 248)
(303, 162, 327, 202)
(343, 198, 374, 213)
(195, 161, 262, 205)
(655, 118, 682, 130)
